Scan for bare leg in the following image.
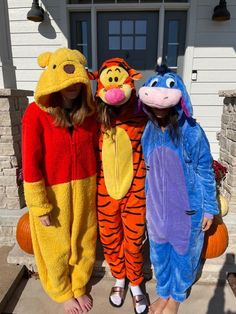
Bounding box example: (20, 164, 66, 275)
(76, 294, 93, 313)
(63, 298, 82, 314)
(162, 298, 180, 314)
(148, 297, 169, 314)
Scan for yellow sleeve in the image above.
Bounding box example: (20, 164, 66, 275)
(24, 179, 53, 217)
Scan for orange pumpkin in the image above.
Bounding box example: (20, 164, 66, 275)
(202, 215, 228, 259)
(16, 212, 33, 254)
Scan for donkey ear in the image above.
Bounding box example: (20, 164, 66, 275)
(87, 70, 99, 80)
(129, 68, 143, 81)
(181, 98, 190, 118)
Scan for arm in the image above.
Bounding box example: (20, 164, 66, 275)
(22, 106, 53, 219)
(195, 127, 219, 229)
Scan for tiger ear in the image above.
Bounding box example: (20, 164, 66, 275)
(87, 70, 99, 80)
(129, 69, 143, 81)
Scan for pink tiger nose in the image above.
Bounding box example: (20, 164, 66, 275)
(105, 88, 125, 105)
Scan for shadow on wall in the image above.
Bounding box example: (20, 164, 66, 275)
(38, 11, 57, 40)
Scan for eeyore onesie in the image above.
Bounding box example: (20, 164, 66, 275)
(139, 66, 219, 302)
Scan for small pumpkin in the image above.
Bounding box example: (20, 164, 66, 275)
(202, 215, 228, 259)
(16, 212, 33, 254)
(217, 194, 229, 217)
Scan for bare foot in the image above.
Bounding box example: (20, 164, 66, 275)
(63, 298, 82, 314)
(76, 294, 93, 313)
(162, 298, 180, 314)
(149, 297, 168, 314)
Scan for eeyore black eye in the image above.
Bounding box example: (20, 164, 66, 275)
(150, 79, 158, 87)
(166, 78, 175, 88)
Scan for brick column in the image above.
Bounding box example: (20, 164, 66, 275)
(0, 89, 33, 245)
(219, 90, 236, 213)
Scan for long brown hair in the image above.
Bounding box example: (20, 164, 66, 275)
(143, 105, 180, 144)
(97, 91, 136, 136)
(48, 85, 93, 127)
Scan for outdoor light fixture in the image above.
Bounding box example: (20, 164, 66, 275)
(27, 0, 44, 22)
(212, 0, 231, 21)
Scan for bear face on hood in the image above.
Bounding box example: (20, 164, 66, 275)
(34, 48, 93, 114)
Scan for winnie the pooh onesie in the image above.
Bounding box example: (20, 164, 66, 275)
(22, 48, 97, 302)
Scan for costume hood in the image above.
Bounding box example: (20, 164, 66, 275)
(88, 57, 142, 106)
(139, 64, 193, 119)
(35, 48, 93, 110)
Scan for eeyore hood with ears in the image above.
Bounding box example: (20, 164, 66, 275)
(138, 64, 193, 119)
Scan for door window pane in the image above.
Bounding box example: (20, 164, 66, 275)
(109, 21, 120, 34)
(94, 0, 115, 3)
(135, 20, 147, 34)
(122, 36, 133, 49)
(163, 11, 187, 73)
(68, 0, 91, 3)
(76, 21, 88, 57)
(122, 21, 133, 34)
(109, 36, 120, 49)
(168, 20, 178, 43)
(70, 12, 92, 67)
(135, 36, 146, 50)
(118, 0, 138, 2)
(167, 44, 178, 67)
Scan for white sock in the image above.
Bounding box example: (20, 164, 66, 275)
(130, 285, 147, 314)
(110, 278, 125, 306)
(115, 278, 125, 288)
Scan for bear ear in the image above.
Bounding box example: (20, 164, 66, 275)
(37, 52, 52, 68)
(72, 49, 87, 66)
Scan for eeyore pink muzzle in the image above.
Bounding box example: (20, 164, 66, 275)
(139, 87, 182, 109)
(104, 88, 126, 105)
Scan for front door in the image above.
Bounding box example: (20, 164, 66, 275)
(97, 11, 159, 88)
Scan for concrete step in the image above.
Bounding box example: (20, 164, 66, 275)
(7, 242, 236, 285)
(2, 274, 236, 314)
(6, 211, 236, 285)
(0, 246, 27, 313)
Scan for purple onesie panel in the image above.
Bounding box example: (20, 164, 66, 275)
(146, 146, 191, 255)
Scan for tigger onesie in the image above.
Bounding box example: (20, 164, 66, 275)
(22, 48, 97, 302)
(89, 58, 147, 289)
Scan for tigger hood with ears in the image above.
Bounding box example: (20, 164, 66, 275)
(88, 58, 143, 106)
(34, 48, 93, 111)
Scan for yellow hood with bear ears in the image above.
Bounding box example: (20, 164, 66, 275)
(34, 48, 93, 111)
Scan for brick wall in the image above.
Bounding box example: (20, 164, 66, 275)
(219, 90, 236, 213)
(0, 89, 33, 246)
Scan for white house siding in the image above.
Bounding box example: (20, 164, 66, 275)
(189, 0, 236, 159)
(6, 0, 236, 158)
(7, 0, 67, 93)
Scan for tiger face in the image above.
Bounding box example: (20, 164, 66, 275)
(89, 58, 143, 106)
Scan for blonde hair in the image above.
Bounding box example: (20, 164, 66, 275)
(48, 85, 94, 127)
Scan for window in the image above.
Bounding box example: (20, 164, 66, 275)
(70, 12, 92, 67)
(163, 11, 187, 71)
(108, 20, 147, 51)
(68, 1, 188, 3)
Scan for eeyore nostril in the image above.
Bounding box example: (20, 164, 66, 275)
(145, 93, 148, 96)
(64, 64, 75, 74)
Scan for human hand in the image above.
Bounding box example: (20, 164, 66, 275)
(39, 214, 51, 226)
(202, 216, 213, 231)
